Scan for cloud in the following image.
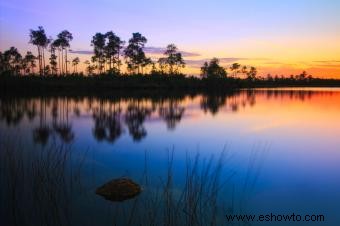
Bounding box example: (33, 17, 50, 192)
(70, 46, 200, 57)
(69, 50, 93, 55)
(314, 64, 340, 68)
(185, 58, 254, 68)
(313, 60, 340, 63)
(144, 47, 200, 57)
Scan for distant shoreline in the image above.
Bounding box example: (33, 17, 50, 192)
(1, 75, 340, 96)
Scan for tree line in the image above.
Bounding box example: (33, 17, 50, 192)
(0, 26, 188, 77)
(0, 26, 321, 82)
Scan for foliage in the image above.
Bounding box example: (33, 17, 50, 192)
(124, 33, 151, 74)
(158, 44, 185, 74)
(201, 58, 227, 79)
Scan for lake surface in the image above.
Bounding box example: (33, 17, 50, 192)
(1, 88, 340, 226)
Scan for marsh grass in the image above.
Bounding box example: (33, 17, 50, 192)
(104, 148, 236, 226)
(0, 138, 267, 226)
(0, 138, 86, 226)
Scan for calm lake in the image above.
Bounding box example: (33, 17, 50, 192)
(1, 88, 340, 226)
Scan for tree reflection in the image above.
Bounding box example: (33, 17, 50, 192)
(0, 99, 25, 126)
(92, 101, 122, 143)
(125, 103, 152, 142)
(33, 98, 50, 145)
(200, 94, 226, 115)
(52, 99, 74, 143)
(159, 100, 185, 130)
(0, 90, 336, 145)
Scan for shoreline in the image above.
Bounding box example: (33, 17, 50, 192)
(1, 75, 340, 96)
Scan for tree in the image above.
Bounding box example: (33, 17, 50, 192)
(229, 63, 241, 78)
(157, 57, 168, 74)
(49, 45, 58, 74)
(56, 30, 73, 74)
(72, 57, 80, 73)
(2, 47, 22, 75)
(299, 71, 307, 80)
(105, 31, 124, 73)
(241, 65, 248, 78)
(29, 26, 49, 76)
(52, 39, 62, 75)
(22, 51, 36, 74)
(91, 33, 106, 74)
(0, 52, 5, 73)
(124, 33, 151, 74)
(200, 58, 227, 79)
(158, 44, 185, 74)
(247, 66, 257, 81)
(23, 51, 36, 74)
(84, 60, 95, 75)
(44, 65, 51, 75)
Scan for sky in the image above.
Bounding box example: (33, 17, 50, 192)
(0, 0, 340, 78)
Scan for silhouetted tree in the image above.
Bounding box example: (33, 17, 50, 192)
(229, 63, 241, 78)
(2, 47, 22, 75)
(44, 65, 51, 75)
(91, 33, 106, 74)
(0, 52, 4, 73)
(29, 26, 49, 76)
(124, 33, 151, 74)
(23, 51, 36, 74)
(158, 44, 185, 74)
(52, 39, 62, 75)
(105, 31, 124, 73)
(49, 45, 58, 74)
(201, 58, 227, 78)
(84, 60, 95, 75)
(241, 65, 248, 78)
(72, 57, 80, 73)
(247, 66, 257, 81)
(56, 30, 73, 74)
(299, 71, 307, 80)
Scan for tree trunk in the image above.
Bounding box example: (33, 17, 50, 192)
(65, 48, 68, 74)
(61, 48, 64, 75)
(58, 49, 61, 76)
(42, 48, 45, 76)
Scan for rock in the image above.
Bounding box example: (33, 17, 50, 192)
(95, 178, 141, 202)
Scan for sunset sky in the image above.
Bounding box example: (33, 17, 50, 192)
(0, 0, 339, 78)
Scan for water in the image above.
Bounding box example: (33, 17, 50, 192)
(1, 88, 339, 225)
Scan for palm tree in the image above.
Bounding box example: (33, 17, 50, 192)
(29, 26, 49, 76)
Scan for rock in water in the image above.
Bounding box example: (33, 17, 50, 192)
(95, 178, 141, 202)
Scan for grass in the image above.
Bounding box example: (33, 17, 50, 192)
(0, 137, 268, 226)
(0, 138, 86, 226)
